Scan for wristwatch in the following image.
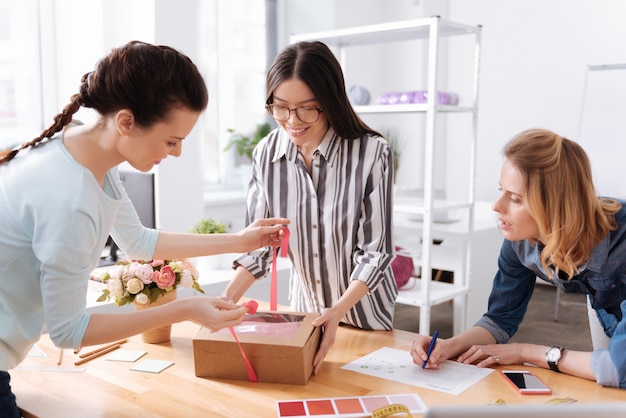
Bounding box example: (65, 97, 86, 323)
(546, 345, 564, 373)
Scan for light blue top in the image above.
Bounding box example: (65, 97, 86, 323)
(475, 200, 626, 388)
(0, 136, 158, 370)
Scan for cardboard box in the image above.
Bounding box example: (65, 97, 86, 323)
(192, 311, 321, 385)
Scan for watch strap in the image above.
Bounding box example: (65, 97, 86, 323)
(547, 346, 564, 373)
(548, 360, 560, 373)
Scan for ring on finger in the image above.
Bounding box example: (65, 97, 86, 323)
(493, 355, 500, 363)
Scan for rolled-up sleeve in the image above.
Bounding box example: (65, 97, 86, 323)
(591, 300, 626, 388)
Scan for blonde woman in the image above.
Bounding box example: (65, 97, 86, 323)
(411, 128, 626, 389)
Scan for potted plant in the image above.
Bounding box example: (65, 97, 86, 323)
(224, 122, 272, 189)
(189, 217, 228, 235)
(224, 122, 272, 162)
(189, 218, 228, 270)
(96, 258, 204, 343)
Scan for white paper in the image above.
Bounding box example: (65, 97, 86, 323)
(26, 343, 47, 358)
(341, 347, 493, 395)
(129, 359, 174, 373)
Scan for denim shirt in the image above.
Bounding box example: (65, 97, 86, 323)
(475, 200, 626, 388)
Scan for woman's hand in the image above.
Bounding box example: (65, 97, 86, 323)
(311, 308, 342, 375)
(183, 297, 248, 332)
(235, 217, 290, 252)
(456, 343, 527, 367)
(410, 326, 500, 369)
(410, 334, 454, 369)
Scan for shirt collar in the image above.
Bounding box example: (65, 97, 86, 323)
(271, 126, 340, 167)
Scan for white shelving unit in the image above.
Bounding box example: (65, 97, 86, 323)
(291, 17, 482, 335)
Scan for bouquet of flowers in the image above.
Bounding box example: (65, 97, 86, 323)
(96, 259, 204, 306)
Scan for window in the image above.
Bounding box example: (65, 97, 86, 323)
(1, 0, 269, 194)
(0, 0, 42, 151)
(198, 0, 268, 188)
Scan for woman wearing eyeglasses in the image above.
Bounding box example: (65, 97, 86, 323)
(222, 41, 398, 375)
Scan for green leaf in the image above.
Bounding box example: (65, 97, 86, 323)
(116, 294, 131, 306)
(96, 289, 110, 302)
(189, 218, 227, 234)
(223, 122, 272, 161)
(147, 287, 164, 303)
(192, 281, 205, 294)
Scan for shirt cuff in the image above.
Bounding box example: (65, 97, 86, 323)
(591, 349, 619, 387)
(232, 252, 270, 279)
(474, 316, 511, 344)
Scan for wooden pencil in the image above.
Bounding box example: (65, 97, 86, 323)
(74, 344, 122, 366)
(78, 339, 128, 359)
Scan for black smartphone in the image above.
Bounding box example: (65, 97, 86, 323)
(500, 370, 552, 395)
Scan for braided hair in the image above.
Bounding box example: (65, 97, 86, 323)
(0, 40, 208, 165)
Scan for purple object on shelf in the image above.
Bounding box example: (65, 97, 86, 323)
(377, 90, 459, 105)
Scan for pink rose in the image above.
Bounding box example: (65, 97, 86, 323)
(153, 265, 176, 289)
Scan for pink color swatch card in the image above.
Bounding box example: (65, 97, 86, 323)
(276, 393, 426, 417)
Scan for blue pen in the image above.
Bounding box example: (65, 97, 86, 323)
(422, 330, 439, 369)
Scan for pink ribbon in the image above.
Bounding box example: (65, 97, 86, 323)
(229, 226, 290, 382)
(228, 300, 259, 382)
(271, 227, 290, 310)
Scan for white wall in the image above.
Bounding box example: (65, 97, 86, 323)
(153, 0, 205, 232)
(449, 0, 626, 202)
(284, 0, 626, 203)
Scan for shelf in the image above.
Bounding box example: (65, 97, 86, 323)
(290, 17, 480, 46)
(394, 197, 472, 214)
(396, 278, 468, 307)
(353, 104, 474, 114)
(291, 17, 481, 335)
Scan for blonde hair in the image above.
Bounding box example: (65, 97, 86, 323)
(504, 129, 620, 279)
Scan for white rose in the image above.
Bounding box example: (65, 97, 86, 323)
(126, 278, 144, 294)
(108, 265, 125, 281)
(179, 270, 194, 288)
(134, 293, 149, 305)
(135, 264, 154, 284)
(107, 278, 124, 298)
(125, 262, 142, 280)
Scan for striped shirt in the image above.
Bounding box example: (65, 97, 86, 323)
(233, 127, 398, 330)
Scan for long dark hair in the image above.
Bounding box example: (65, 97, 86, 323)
(0, 40, 208, 165)
(266, 41, 381, 140)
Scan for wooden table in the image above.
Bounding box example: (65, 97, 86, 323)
(12, 309, 625, 417)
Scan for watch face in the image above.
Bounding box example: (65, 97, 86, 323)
(546, 347, 561, 362)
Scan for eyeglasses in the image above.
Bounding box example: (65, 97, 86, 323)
(265, 104, 323, 124)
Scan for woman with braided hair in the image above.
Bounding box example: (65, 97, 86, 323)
(0, 41, 288, 415)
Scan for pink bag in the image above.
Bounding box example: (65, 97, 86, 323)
(392, 246, 414, 289)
